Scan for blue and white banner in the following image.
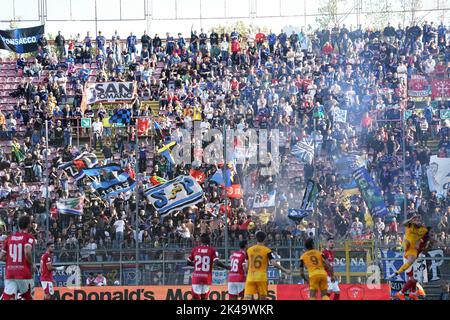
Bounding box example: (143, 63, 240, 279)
(144, 175, 204, 216)
(287, 208, 312, 221)
(0, 25, 44, 53)
(78, 163, 122, 181)
(58, 152, 98, 180)
(427, 155, 450, 198)
(353, 166, 388, 217)
(380, 249, 444, 283)
(91, 172, 136, 199)
(334, 154, 365, 176)
(291, 137, 314, 164)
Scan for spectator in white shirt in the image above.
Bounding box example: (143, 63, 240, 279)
(92, 117, 103, 150)
(375, 217, 385, 239)
(350, 217, 364, 239)
(113, 217, 125, 248)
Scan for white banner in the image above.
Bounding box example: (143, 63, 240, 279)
(252, 191, 276, 208)
(144, 176, 204, 216)
(427, 156, 450, 198)
(86, 82, 136, 105)
(332, 107, 347, 123)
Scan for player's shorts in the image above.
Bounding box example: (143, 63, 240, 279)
(41, 281, 55, 295)
(309, 274, 328, 291)
(404, 248, 418, 260)
(327, 276, 340, 293)
(192, 284, 210, 299)
(228, 282, 245, 297)
(2, 279, 35, 299)
(244, 281, 268, 297)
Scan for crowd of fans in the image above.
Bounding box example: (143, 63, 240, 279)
(0, 21, 449, 266)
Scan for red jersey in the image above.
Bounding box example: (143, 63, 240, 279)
(40, 252, 54, 282)
(322, 248, 334, 276)
(2, 232, 35, 280)
(188, 245, 218, 285)
(228, 250, 247, 283)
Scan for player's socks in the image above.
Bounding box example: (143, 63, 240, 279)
(401, 279, 415, 293)
(394, 292, 406, 300)
(396, 261, 413, 274)
(322, 295, 330, 300)
(333, 293, 340, 300)
(309, 297, 316, 300)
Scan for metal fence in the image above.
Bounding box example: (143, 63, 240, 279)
(0, 239, 437, 287)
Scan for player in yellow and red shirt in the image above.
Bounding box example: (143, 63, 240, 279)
(388, 215, 428, 288)
(300, 238, 334, 300)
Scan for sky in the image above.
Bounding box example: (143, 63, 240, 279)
(0, 0, 448, 39)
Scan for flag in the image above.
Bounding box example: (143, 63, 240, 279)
(109, 108, 131, 125)
(57, 197, 84, 215)
(209, 170, 224, 185)
(288, 180, 321, 222)
(190, 169, 206, 184)
(150, 175, 167, 186)
(226, 184, 243, 199)
(225, 168, 234, 187)
(300, 179, 321, 211)
(137, 118, 150, 136)
(252, 191, 276, 208)
(291, 137, 314, 164)
(80, 83, 88, 114)
(91, 171, 136, 199)
(76, 163, 122, 181)
(154, 120, 165, 141)
(11, 142, 25, 163)
(58, 152, 98, 179)
(144, 175, 204, 216)
(157, 140, 177, 165)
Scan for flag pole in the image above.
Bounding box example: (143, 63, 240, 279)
(222, 119, 229, 261)
(45, 119, 50, 242)
(134, 117, 140, 285)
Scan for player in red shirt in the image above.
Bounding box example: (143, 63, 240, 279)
(322, 237, 340, 300)
(40, 241, 65, 300)
(187, 233, 230, 300)
(228, 240, 248, 300)
(0, 215, 36, 300)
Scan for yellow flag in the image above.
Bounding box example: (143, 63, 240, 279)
(103, 117, 111, 128)
(364, 208, 374, 228)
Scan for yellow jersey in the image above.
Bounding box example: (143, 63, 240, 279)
(246, 244, 273, 282)
(300, 249, 328, 277)
(404, 223, 428, 248)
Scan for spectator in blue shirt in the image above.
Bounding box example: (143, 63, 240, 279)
(267, 30, 277, 53)
(96, 31, 106, 57)
(127, 32, 137, 57)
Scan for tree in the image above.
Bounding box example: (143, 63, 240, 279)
(364, 0, 393, 31)
(398, 0, 422, 26)
(315, 0, 348, 29)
